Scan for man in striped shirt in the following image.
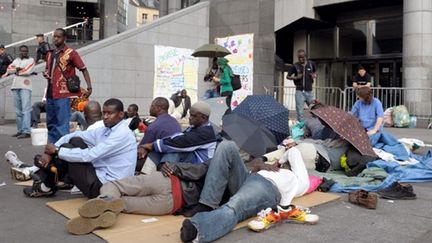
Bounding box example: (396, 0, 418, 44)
(2, 45, 35, 139)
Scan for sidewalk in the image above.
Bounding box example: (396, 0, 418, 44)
(1, 124, 432, 242)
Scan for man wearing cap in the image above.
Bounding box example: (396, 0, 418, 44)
(35, 34, 50, 63)
(140, 101, 219, 173)
(0, 44, 14, 77)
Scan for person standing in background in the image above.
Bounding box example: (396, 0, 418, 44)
(0, 44, 14, 77)
(286, 49, 317, 122)
(213, 57, 233, 114)
(43, 28, 92, 143)
(2, 45, 35, 139)
(35, 34, 50, 64)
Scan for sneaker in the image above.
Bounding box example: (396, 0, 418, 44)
(17, 133, 31, 139)
(348, 190, 378, 209)
(278, 205, 319, 224)
(23, 180, 56, 198)
(78, 196, 125, 218)
(5, 151, 27, 168)
(67, 211, 118, 235)
(248, 208, 282, 232)
(56, 181, 74, 190)
(10, 167, 31, 181)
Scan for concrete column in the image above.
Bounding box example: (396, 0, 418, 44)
(159, 0, 168, 17)
(403, 0, 432, 117)
(168, 0, 181, 14)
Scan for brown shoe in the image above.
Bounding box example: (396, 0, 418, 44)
(348, 190, 378, 209)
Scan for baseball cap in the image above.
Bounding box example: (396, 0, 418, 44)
(0, 44, 5, 49)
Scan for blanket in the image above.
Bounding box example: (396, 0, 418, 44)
(369, 132, 409, 161)
(329, 151, 432, 192)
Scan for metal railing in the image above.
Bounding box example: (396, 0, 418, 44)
(265, 85, 432, 120)
(4, 19, 89, 58)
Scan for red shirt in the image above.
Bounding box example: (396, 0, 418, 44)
(45, 45, 86, 99)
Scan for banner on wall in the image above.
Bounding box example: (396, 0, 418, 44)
(154, 45, 199, 104)
(215, 33, 254, 108)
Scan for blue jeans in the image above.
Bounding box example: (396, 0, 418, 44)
(70, 111, 88, 130)
(295, 90, 315, 122)
(46, 98, 71, 143)
(203, 89, 220, 99)
(191, 141, 281, 242)
(12, 89, 32, 134)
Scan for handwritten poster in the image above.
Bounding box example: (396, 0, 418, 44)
(154, 45, 199, 103)
(215, 33, 254, 108)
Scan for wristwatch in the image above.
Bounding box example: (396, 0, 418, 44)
(55, 147, 60, 155)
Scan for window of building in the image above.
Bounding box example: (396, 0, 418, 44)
(142, 13, 148, 23)
(310, 29, 334, 59)
(153, 14, 159, 20)
(181, 0, 200, 9)
(371, 18, 403, 55)
(339, 22, 367, 57)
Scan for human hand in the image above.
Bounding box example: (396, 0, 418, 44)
(142, 143, 153, 152)
(39, 153, 53, 168)
(1, 73, 8, 78)
(138, 145, 148, 159)
(367, 129, 377, 136)
(43, 71, 50, 79)
(83, 88, 92, 98)
(259, 163, 280, 172)
(160, 163, 174, 177)
(44, 143, 57, 155)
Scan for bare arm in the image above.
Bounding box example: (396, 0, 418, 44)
(81, 69, 92, 98)
(367, 117, 384, 135)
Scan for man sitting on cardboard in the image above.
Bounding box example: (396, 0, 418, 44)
(23, 98, 137, 199)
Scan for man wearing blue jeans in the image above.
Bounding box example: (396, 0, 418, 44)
(180, 140, 282, 242)
(43, 28, 92, 143)
(287, 49, 317, 122)
(2, 45, 35, 139)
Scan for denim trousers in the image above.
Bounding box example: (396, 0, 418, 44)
(295, 90, 315, 122)
(203, 89, 220, 99)
(191, 141, 281, 242)
(70, 111, 88, 130)
(12, 89, 32, 134)
(46, 98, 71, 143)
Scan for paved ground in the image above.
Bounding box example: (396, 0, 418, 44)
(1, 123, 432, 243)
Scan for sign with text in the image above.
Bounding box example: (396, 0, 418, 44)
(154, 45, 199, 103)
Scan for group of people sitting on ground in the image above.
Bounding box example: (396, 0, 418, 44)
(5, 96, 321, 242)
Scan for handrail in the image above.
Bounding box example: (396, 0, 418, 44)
(5, 19, 88, 49)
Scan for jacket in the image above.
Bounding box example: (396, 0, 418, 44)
(36, 41, 50, 62)
(287, 60, 316, 91)
(0, 53, 13, 76)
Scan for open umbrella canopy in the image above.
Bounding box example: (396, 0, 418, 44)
(222, 113, 277, 157)
(233, 95, 289, 144)
(311, 106, 376, 157)
(191, 44, 231, 58)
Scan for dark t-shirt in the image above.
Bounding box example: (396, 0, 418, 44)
(353, 73, 372, 86)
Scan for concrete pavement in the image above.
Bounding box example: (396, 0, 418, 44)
(1, 123, 432, 243)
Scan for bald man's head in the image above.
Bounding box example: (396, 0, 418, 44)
(84, 101, 102, 126)
(150, 97, 169, 117)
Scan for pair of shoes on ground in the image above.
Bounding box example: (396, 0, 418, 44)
(11, 132, 31, 139)
(67, 196, 124, 235)
(247, 205, 319, 232)
(377, 182, 416, 200)
(5, 151, 37, 181)
(348, 190, 378, 209)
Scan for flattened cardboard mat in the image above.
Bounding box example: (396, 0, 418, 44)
(46, 191, 340, 243)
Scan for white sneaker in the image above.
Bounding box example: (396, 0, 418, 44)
(10, 166, 39, 181)
(5, 151, 24, 168)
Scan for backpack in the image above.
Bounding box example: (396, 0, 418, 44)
(231, 74, 241, 91)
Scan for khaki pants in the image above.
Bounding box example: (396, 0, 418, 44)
(100, 172, 173, 215)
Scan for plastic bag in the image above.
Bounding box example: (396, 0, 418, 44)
(392, 105, 410, 128)
(383, 107, 393, 127)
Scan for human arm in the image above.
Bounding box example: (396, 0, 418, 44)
(81, 69, 92, 98)
(70, 50, 92, 97)
(245, 157, 279, 173)
(17, 59, 35, 76)
(367, 99, 384, 135)
(286, 65, 298, 80)
(351, 101, 360, 118)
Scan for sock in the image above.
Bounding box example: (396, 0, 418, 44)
(40, 183, 51, 192)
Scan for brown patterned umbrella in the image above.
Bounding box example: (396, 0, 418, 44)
(311, 106, 376, 157)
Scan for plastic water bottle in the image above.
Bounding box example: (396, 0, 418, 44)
(409, 116, 417, 128)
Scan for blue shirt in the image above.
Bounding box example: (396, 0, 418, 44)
(139, 113, 182, 145)
(55, 120, 137, 184)
(351, 98, 384, 131)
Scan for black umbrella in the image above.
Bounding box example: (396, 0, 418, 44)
(191, 44, 231, 58)
(222, 113, 277, 157)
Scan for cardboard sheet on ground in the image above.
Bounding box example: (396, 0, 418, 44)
(46, 191, 339, 243)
